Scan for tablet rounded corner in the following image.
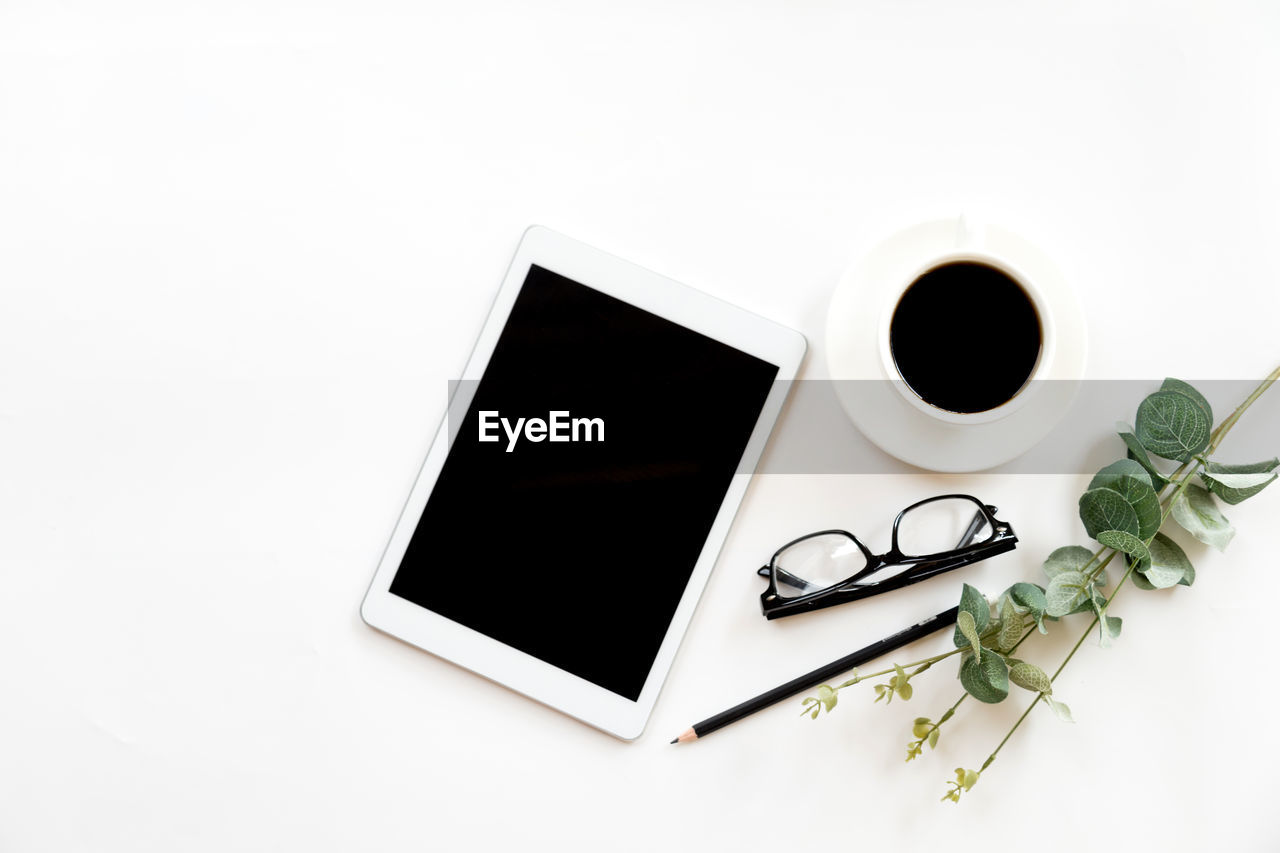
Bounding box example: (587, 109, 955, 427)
(788, 327, 809, 366)
(611, 718, 646, 743)
(520, 223, 553, 245)
(358, 591, 381, 631)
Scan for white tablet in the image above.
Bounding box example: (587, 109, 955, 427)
(361, 226, 805, 739)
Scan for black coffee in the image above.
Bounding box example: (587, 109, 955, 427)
(889, 261, 1041, 414)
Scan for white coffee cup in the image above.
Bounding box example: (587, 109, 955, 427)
(875, 219, 1057, 426)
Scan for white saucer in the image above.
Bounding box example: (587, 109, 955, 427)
(824, 217, 1088, 472)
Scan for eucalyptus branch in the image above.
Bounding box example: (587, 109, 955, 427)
(939, 371, 1280, 802)
(793, 371, 1274, 804)
(797, 372, 1279, 804)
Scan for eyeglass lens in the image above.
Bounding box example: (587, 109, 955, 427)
(895, 498, 993, 557)
(772, 533, 870, 599)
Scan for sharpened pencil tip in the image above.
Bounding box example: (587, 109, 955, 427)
(670, 738, 678, 744)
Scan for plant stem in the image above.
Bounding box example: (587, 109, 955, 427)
(1206, 366, 1280, 454)
(835, 647, 964, 690)
(1085, 550, 1117, 586)
(979, 694, 1041, 773)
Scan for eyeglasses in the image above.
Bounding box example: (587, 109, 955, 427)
(757, 494, 1016, 619)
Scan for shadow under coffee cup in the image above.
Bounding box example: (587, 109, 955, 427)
(878, 253, 1055, 425)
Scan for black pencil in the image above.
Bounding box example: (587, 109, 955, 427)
(670, 605, 960, 744)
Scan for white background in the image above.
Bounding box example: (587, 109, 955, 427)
(3, 2, 1280, 850)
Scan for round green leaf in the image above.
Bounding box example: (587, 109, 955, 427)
(1045, 570, 1090, 617)
(1130, 569, 1157, 591)
(1088, 459, 1162, 540)
(1043, 545, 1096, 579)
(1008, 582, 1047, 615)
(1079, 487, 1140, 539)
(959, 649, 1009, 704)
(1139, 531, 1195, 589)
(1171, 483, 1235, 552)
(1160, 378, 1213, 425)
(1134, 390, 1211, 462)
(1097, 529, 1151, 566)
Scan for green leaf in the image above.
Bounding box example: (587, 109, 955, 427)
(912, 717, 931, 738)
(1079, 487, 1141, 539)
(928, 728, 939, 749)
(1171, 484, 1235, 551)
(996, 597, 1022, 653)
(1117, 423, 1170, 490)
(952, 583, 990, 647)
(1130, 570, 1157, 591)
(1201, 458, 1280, 504)
(816, 684, 838, 713)
(1063, 581, 1102, 616)
(1045, 570, 1090, 617)
(1096, 529, 1151, 566)
(1044, 696, 1075, 723)
(1138, 532, 1195, 588)
(956, 610, 982, 657)
(1043, 545, 1096, 579)
(1009, 661, 1052, 694)
(1088, 590, 1113, 647)
(1088, 459, 1162, 540)
(1136, 562, 1181, 589)
(1134, 390, 1211, 462)
(1008, 582, 1048, 633)
(1160, 378, 1213, 425)
(1104, 615, 1122, 639)
(1008, 582, 1047, 614)
(959, 649, 1009, 704)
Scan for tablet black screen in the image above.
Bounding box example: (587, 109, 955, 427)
(389, 265, 778, 700)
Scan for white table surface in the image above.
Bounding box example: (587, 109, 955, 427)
(3, 2, 1280, 850)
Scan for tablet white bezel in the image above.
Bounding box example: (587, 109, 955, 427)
(360, 226, 805, 740)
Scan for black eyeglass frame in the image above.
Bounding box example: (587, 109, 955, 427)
(757, 494, 1016, 620)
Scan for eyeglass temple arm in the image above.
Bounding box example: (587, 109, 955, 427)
(758, 507, 992, 590)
